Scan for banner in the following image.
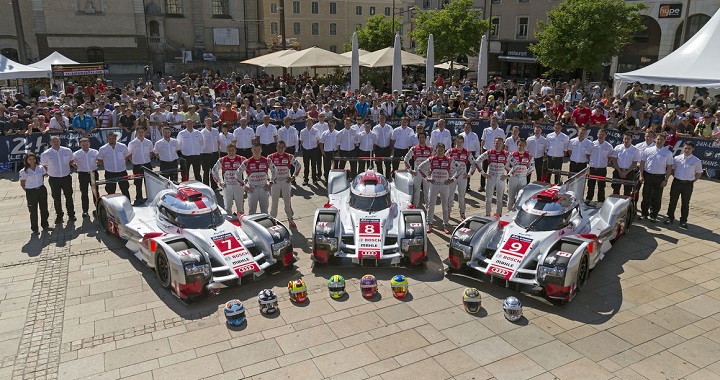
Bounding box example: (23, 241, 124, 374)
(51, 63, 107, 77)
(2, 119, 719, 169)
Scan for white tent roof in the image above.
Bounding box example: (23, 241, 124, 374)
(0, 55, 51, 80)
(271, 46, 351, 68)
(340, 49, 370, 57)
(29, 51, 80, 71)
(614, 9, 720, 88)
(240, 50, 295, 68)
(360, 47, 426, 68)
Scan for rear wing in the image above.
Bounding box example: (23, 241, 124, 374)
(91, 165, 181, 206)
(547, 168, 639, 199)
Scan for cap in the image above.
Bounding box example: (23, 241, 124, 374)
(596, 102, 604, 108)
(153, 105, 160, 109)
(14, 105, 23, 110)
(593, 85, 600, 89)
(114, 102, 120, 107)
(243, 74, 251, 80)
(172, 104, 179, 110)
(77, 105, 85, 110)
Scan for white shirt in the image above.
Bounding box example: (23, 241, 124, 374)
(588, 140, 613, 168)
(167, 112, 185, 128)
(505, 136, 521, 153)
(481, 126, 506, 150)
(154, 138, 180, 161)
(48, 117, 69, 131)
(232, 126, 256, 149)
(337, 127, 359, 151)
(358, 130, 377, 151)
(98, 143, 130, 173)
(568, 137, 593, 163)
(313, 121, 329, 136)
(177, 128, 204, 156)
(73, 148, 99, 172)
(201, 127, 220, 154)
(641, 145, 674, 175)
(635, 141, 655, 153)
(218, 132, 234, 153)
(526, 135, 546, 158)
(287, 108, 305, 120)
(430, 128, 452, 150)
(460, 131, 481, 156)
(20, 166, 47, 189)
(40, 146, 74, 177)
(613, 144, 641, 170)
(372, 123, 393, 148)
(672, 154, 703, 181)
(546, 132, 569, 157)
(392, 126, 415, 149)
(256, 123, 278, 144)
(128, 137, 154, 165)
(278, 126, 299, 151)
(320, 129, 339, 152)
(300, 127, 319, 150)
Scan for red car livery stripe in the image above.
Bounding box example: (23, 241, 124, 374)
(358, 219, 381, 260)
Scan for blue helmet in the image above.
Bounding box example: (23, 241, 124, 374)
(503, 296, 522, 322)
(258, 289, 278, 315)
(224, 299, 246, 326)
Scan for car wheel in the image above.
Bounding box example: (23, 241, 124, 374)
(155, 248, 172, 289)
(576, 253, 589, 292)
(97, 204, 110, 233)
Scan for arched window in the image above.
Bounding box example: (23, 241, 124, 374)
(1, 48, 19, 62)
(87, 47, 104, 62)
(149, 20, 160, 36)
(674, 14, 711, 50)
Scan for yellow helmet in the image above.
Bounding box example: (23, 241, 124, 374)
(288, 279, 308, 303)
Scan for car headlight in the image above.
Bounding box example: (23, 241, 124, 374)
(401, 236, 424, 252)
(315, 236, 338, 251)
(184, 263, 211, 278)
(537, 265, 566, 281)
(316, 224, 333, 235)
(450, 239, 472, 258)
(272, 239, 291, 257)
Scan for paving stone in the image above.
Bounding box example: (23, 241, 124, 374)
(326, 311, 386, 339)
(568, 331, 633, 361)
(167, 324, 231, 354)
(275, 323, 338, 354)
(363, 358, 401, 377)
(252, 359, 323, 380)
(432, 348, 480, 376)
(668, 335, 720, 368)
(312, 343, 380, 378)
(500, 323, 556, 351)
(678, 294, 720, 318)
(152, 354, 223, 380)
(216, 339, 283, 371)
(379, 357, 451, 380)
(393, 347, 430, 367)
(485, 352, 546, 380)
(374, 303, 419, 325)
(551, 357, 614, 380)
(93, 310, 155, 336)
(629, 350, 699, 380)
(423, 306, 477, 331)
(461, 336, 519, 366)
(104, 339, 171, 371)
(524, 340, 584, 371)
(57, 353, 105, 380)
(607, 316, 669, 346)
(365, 329, 429, 360)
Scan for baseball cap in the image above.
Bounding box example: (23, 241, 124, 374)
(172, 104, 179, 110)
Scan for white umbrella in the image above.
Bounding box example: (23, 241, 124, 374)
(477, 35, 488, 88)
(392, 34, 402, 94)
(360, 47, 426, 68)
(271, 46, 351, 68)
(351, 32, 360, 93)
(426, 34, 434, 90)
(340, 49, 370, 57)
(436, 61, 469, 70)
(240, 50, 294, 68)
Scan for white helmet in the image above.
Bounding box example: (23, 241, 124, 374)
(258, 289, 278, 315)
(503, 296, 523, 322)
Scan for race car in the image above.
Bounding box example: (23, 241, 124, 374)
(311, 167, 427, 266)
(448, 169, 635, 304)
(95, 169, 295, 302)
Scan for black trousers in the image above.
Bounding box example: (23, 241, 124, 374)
(302, 147, 321, 181)
(286, 147, 296, 156)
(531, 157, 545, 183)
(78, 171, 99, 213)
(586, 167, 607, 202)
(393, 148, 409, 171)
(667, 179, 693, 223)
(358, 149, 373, 173)
(26, 185, 49, 232)
(611, 168, 636, 196)
(105, 170, 131, 199)
(641, 171, 665, 217)
(322, 150, 338, 180)
(180, 154, 202, 182)
(338, 149, 358, 178)
(261, 143, 275, 157)
(375, 146, 392, 177)
(48, 175, 74, 219)
(547, 156, 564, 184)
(159, 159, 178, 182)
(133, 162, 153, 200)
(569, 161, 587, 174)
(201, 152, 219, 189)
(238, 148, 252, 159)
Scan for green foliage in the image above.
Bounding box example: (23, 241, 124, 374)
(530, 0, 648, 74)
(412, 0, 488, 63)
(343, 14, 401, 52)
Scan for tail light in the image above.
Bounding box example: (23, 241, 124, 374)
(312, 249, 328, 263)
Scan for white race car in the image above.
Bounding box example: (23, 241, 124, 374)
(96, 169, 295, 302)
(448, 169, 635, 304)
(311, 168, 428, 266)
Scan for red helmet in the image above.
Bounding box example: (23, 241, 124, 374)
(287, 279, 308, 303)
(360, 274, 377, 299)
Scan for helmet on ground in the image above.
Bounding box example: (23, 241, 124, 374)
(360, 274, 377, 299)
(328, 275, 346, 299)
(224, 299, 246, 326)
(503, 296, 523, 322)
(462, 288, 482, 314)
(390, 275, 409, 299)
(258, 289, 278, 314)
(287, 279, 308, 303)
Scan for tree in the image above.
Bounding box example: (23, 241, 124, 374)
(412, 0, 488, 64)
(530, 0, 647, 77)
(344, 14, 400, 52)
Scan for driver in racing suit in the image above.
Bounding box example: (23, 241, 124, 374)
(268, 140, 302, 227)
(447, 135, 478, 220)
(477, 136, 510, 216)
(403, 131, 433, 207)
(417, 142, 459, 234)
(211, 143, 245, 214)
(236, 144, 271, 214)
(507, 138, 534, 210)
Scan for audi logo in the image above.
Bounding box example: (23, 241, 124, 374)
(491, 267, 509, 276)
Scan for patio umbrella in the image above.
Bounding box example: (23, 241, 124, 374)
(271, 46, 351, 68)
(351, 32, 360, 93)
(477, 35, 488, 88)
(392, 34, 402, 94)
(240, 50, 294, 68)
(426, 34, 434, 90)
(340, 49, 370, 57)
(360, 47, 426, 68)
(435, 61, 469, 70)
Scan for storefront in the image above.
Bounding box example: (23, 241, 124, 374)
(495, 42, 542, 79)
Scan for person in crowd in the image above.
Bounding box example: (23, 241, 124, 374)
(638, 133, 673, 222)
(200, 117, 220, 190)
(545, 121, 569, 184)
(507, 138, 534, 210)
(40, 135, 75, 224)
(212, 143, 245, 215)
(154, 126, 180, 182)
(447, 135, 477, 220)
(177, 119, 203, 181)
(417, 142, 458, 234)
(236, 144, 271, 214)
(611, 132, 641, 197)
(256, 115, 279, 157)
(299, 118, 321, 185)
(430, 118, 452, 151)
(585, 128, 614, 203)
(268, 141, 301, 227)
(665, 141, 703, 229)
(477, 136, 510, 217)
(479, 116, 506, 191)
(72, 105, 95, 137)
(20, 153, 52, 234)
(127, 126, 154, 204)
(97, 131, 131, 199)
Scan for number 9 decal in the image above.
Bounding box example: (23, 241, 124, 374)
(509, 242, 523, 252)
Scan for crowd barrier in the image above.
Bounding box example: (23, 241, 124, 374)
(2, 119, 719, 169)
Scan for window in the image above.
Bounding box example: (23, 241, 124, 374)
(329, 45, 337, 53)
(87, 47, 104, 62)
(329, 2, 336, 14)
(356, 5, 362, 15)
(292, 1, 300, 13)
(491, 0, 502, 4)
(516, 16, 529, 39)
(211, 0, 230, 18)
(422, 0, 431, 9)
(165, 0, 184, 16)
(293, 22, 301, 35)
(490, 16, 500, 38)
(270, 3, 277, 13)
(312, 23, 319, 35)
(311, 1, 319, 14)
(385, 7, 391, 16)
(369, 6, 376, 15)
(0, 48, 18, 62)
(330, 23, 337, 35)
(271, 22, 278, 34)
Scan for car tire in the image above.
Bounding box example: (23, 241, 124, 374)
(155, 248, 172, 289)
(97, 204, 110, 233)
(576, 253, 589, 292)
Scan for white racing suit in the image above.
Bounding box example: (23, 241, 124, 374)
(404, 144, 433, 207)
(236, 156, 270, 214)
(477, 149, 511, 216)
(268, 152, 302, 222)
(417, 155, 459, 226)
(447, 148, 477, 217)
(211, 154, 245, 214)
(507, 151, 535, 210)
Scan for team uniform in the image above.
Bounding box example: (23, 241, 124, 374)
(212, 154, 245, 214)
(586, 140, 614, 202)
(404, 144, 433, 207)
(545, 131, 569, 183)
(526, 134, 547, 181)
(127, 136, 154, 201)
(154, 137, 180, 182)
(417, 155, 459, 228)
(447, 147, 477, 217)
(567, 137, 593, 173)
(268, 152, 302, 223)
(667, 153, 703, 225)
(477, 148, 511, 216)
(236, 156, 271, 214)
(507, 150, 534, 210)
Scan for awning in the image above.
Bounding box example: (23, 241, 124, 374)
(498, 55, 537, 63)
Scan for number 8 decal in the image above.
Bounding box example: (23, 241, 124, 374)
(364, 224, 375, 234)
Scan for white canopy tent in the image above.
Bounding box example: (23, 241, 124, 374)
(0, 55, 51, 80)
(435, 61, 469, 71)
(359, 47, 426, 68)
(614, 9, 720, 92)
(29, 51, 80, 71)
(240, 49, 295, 68)
(271, 46, 352, 68)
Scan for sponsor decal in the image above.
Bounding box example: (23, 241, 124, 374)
(358, 219, 382, 259)
(556, 251, 572, 258)
(488, 234, 534, 280)
(212, 233, 257, 276)
(409, 223, 422, 228)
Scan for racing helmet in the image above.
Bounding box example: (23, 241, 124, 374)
(287, 279, 308, 303)
(224, 299, 246, 326)
(462, 288, 482, 314)
(360, 274, 378, 299)
(503, 296, 523, 322)
(258, 289, 278, 315)
(390, 275, 409, 299)
(350, 170, 390, 197)
(328, 275, 346, 299)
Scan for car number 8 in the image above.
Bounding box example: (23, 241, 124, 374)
(364, 224, 375, 234)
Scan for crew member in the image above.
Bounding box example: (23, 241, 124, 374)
(177, 119, 203, 181)
(638, 133, 673, 222)
(568, 126, 593, 173)
(665, 141, 703, 229)
(212, 143, 245, 214)
(477, 136, 510, 216)
(256, 115, 278, 156)
(154, 126, 179, 182)
(479, 116, 506, 191)
(200, 117, 220, 190)
(404, 131, 433, 207)
(40, 136, 76, 223)
(447, 135, 477, 219)
(417, 142, 458, 234)
(299, 118, 321, 185)
(278, 116, 299, 155)
(337, 117, 359, 177)
(526, 124, 547, 182)
(611, 132, 641, 196)
(218, 122, 234, 157)
(97, 131, 131, 199)
(73, 138, 99, 217)
(128, 126, 154, 203)
(586, 128, 613, 203)
(372, 114, 393, 176)
(545, 121, 568, 183)
(392, 117, 415, 171)
(507, 138, 534, 210)
(319, 119, 339, 181)
(20, 153, 52, 234)
(268, 141, 302, 227)
(236, 144, 271, 214)
(357, 120, 377, 173)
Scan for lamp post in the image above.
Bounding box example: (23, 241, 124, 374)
(279, 0, 287, 76)
(392, 0, 396, 36)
